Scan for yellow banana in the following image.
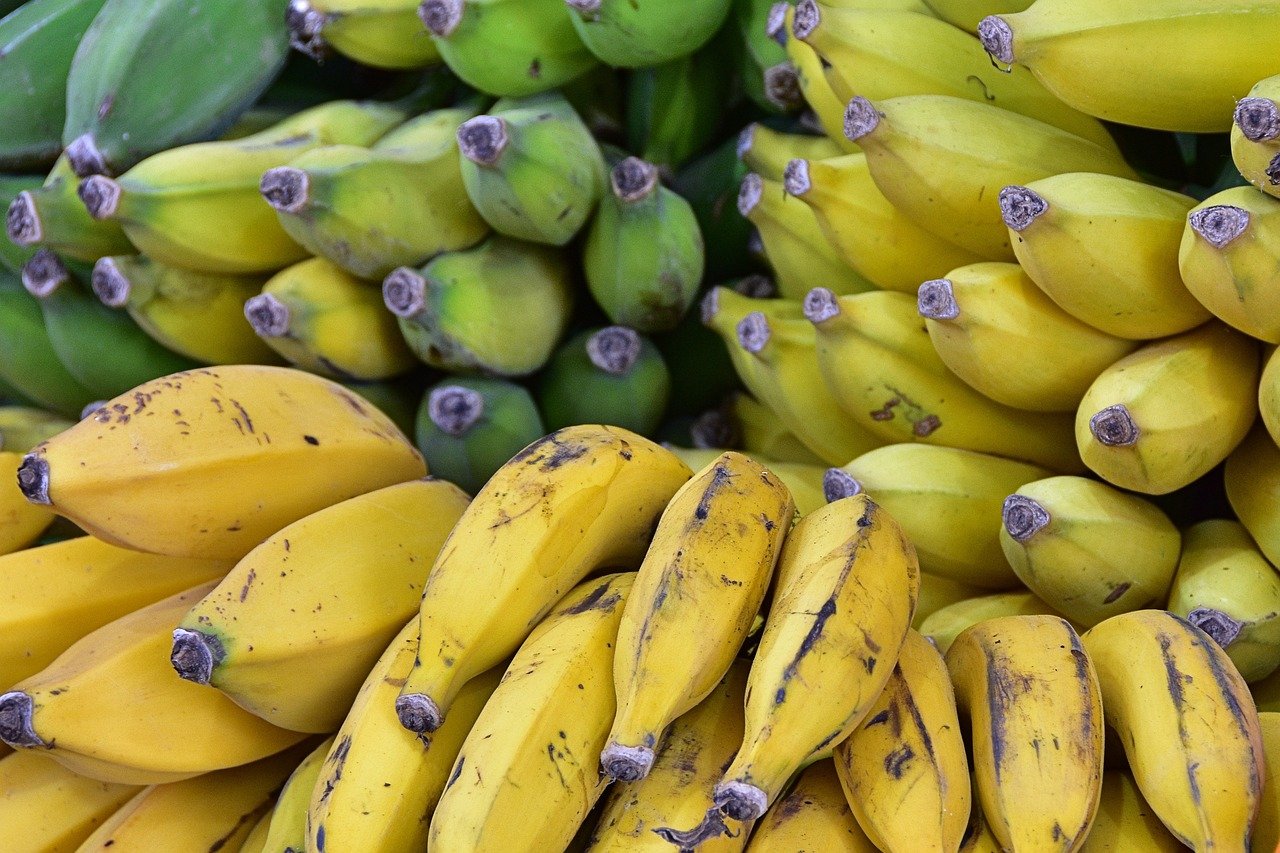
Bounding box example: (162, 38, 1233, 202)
(744, 760, 878, 852)
(307, 618, 502, 853)
(946, 614, 1104, 852)
(1167, 519, 1280, 684)
(1255, 712, 1280, 852)
(261, 736, 336, 853)
(0, 535, 231, 690)
(1261, 347, 1280, 450)
(724, 391, 825, 466)
(804, 287, 1083, 471)
(0, 750, 139, 853)
(287, 0, 443, 69)
(240, 809, 275, 853)
(1081, 770, 1182, 853)
(1075, 321, 1260, 495)
(1226, 425, 1280, 569)
(18, 364, 426, 560)
(1003, 171, 1207, 340)
(772, 4, 860, 151)
(172, 478, 469, 733)
(977, 1, 1280, 132)
(956, 769, 1004, 853)
(738, 122, 843, 181)
(919, 589, 1066, 654)
(713, 493, 919, 821)
(1232, 75, 1280, 198)
(663, 445, 830, 517)
(1179, 185, 1280, 343)
(0, 450, 54, 557)
(826, 442, 1049, 588)
(0, 406, 74, 453)
(923, 0, 1031, 32)
(835, 628, 970, 853)
(245, 256, 418, 381)
(842, 93, 1136, 260)
(1081, 610, 1264, 851)
(429, 572, 634, 851)
(999, 475, 1181, 627)
(396, 425, 690, 734)
(919, 261, 1136, 412)
(0, 583, 306, 785)
(914, 572, 987, 628)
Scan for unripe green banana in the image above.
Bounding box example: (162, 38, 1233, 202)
(538, 326, 671, 436)
(1232, 75, 1280, 198)
(1227, 426, 1280, 569)
(246, 256, 417, 381)
(999, 475, 1181, 627)
(737, 123, 843, 181)
(825, 443, 1050, 588)
(415, 376, 546, 495)
(917, 589, 1064, 654)
(842, 94, 1137, 260)
(735, 0, 791, 113)
(338, 375, 423, 439)
(0, 273, 95, 418)
(565, 0, 731, 67)
(918, 261, 1136, 412)
(287, 0, 443, 69)
(1179, 186, 1280, 343)
(6, 155, 134, 263)
(1167, 519, 1280, 684)
(923, 0, 1029, 32)
(0, 175, 41, 274)
(417, 0, 597, 97)
(584, 157, 704, 333)
(670, 136, 755, 280)
(456, 92, 607, 246)
(1075, 321, 1260, 496)
(383, 236, 573, 376)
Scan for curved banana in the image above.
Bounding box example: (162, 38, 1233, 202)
(1232, 75, 1280, 198)
(17, 364, 426, 560)
(240, 809, 274, 853)
(287, 0, 443, 69)
(0, 749, 138, 853)
(744, 760, 878, 851)
(923, 0, 1030, 32)
(946, 614, 1104, 852)
(919, 589, 1066, 654)
(663, 445, 829, 518)
(0, 450, 55, 557)
(738, 122, 843, 181)
(1081, 770, 1182, 852)
(1226, 425, 1280, 569)
(261, 736, 336, 853)
(773, 3, 860, 150)
(395, 425, 690, 734)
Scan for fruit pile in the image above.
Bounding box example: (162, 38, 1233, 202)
(4, 0, 1280, 850)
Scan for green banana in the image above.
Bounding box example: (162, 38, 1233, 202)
(6, 155, 135, 263)
(286, 0, 443, 69)
(538, 326, 671, 437)
(735, 0, 791, 112)
(0, 175, 41, 274)
(338, 375, 424, 438)
(565, 0, 732, 67)
(0, 273, 95, 418)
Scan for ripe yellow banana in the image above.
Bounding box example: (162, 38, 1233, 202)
(1081, 770, 1182, 852)
(919, 262, 1136, 412)
(738, 122, 843, 181)
(1167, 519, 1280, 684)
(977, 1, 1280, 132)
(0, 750, 139, 853)
(307, 618, 502, 853)
(826, 442, 1049, 588)
(1261, 347, 1280, 451)
(835, 628, 970, 853)
(603, 452, 793, 782)
(1232, 75, 1280, 198)
(0, 406, 74, 453)
(0, 450, 54, 557)
(956, 769, 1004, 853)
(743, 760, 878, 851)
(396, 425, 690, 733)
(842, 94, 1136, 260)
(723, 391, 825, 466)
(1255, 712, 1280, 852)
(804, 287, 1083, 471)
(918, 589, 1066, 654)
(783, 154, 984, 293)
(771, 4, 860, 151)
(261, 736, 336, 853)
(0, 535, 231, 689)
(429, 572, 634, 851)
(172, 478, 469, 733)
(240, 808, 275, 853)
(18, 364, 426, 560)
(288, 0, 443, 69)
(914, 572, 987, 628)
(1226, 425, 1280, 569)
(999, 475, 1181, 628)
(946, 614, 1104, 852)
(0, 583, 306, 785)
(1075, 321, 1260, 495)
(1081, 610, 1264, 851)
(663, 445, 830, 518)
(1002, 172, 1206, 340)
(713, 494, 919, 821)
(1179, 185, 1280, 343)
(923, 0, 1030, 32)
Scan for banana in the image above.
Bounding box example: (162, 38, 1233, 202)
(1232, 75, 1280, 198)
(919, 262, 1136, 412)
(245, 256, 418, 381)
(1074, 321, 1260, 495)
(0, 749, 138, 853)
(306, 619, 502, 853)
(287, 0, 442, 69)
(0, 274, 96, 418)
(240, 809, 274, 853)
(946, 614, 1104, 852)
(418, 0, 597, 97)
(171, 478, 469, 733)
(0, 451, 56, 557)
(0, 582, 306, 784)
(662, 445, 830, 517)
(826, 442, 1050, 588)
(1256, 712, 1280, 852)
(1082, 770, 1183, 852)
(772, 4, 860, 151)
(956, 770, 1003, 853)
(923, 0, 1030, 32)
(1179, 185, 1280, 343)
(1003, 172, 1207, 340)
(1261, 347, 1280, 450)
(590, 662, 751, 852)
(395, 425, 691, 733)
(842, 94, 1137, 260)
(835, 628, 970, 853)
(75, 744, 314, 852)
(602, 452, 794, 782)
(260, 736, 336, 853)
(914, 572, 986, 628)
(415, 376, 546, 495)
(537, 326, 671, 438)
(736, 0, 790, 113)
(1226, 425, 1280, 569)
(782, 154, 985, 293)
(566, 0, 730, 66)
(999, 475, 1181, 628)
(1081, 610, 1264, 850)
(743, 760, 878, 852)
(737, 122, 843, 181)
(262, 106, 489, 279)
(0, 175, 40, 274)
(383, 236, 574, 377)
(0, 535, 231, 689)
(17, 364, 427, 560)
(919, 589, 1066, 654)
(976, 1, 1280, 133)
(0, 405, 73, 452)
(90, 254, 280, 365)
(584, 156, 705, 332)
(428, 572, 634, 851)
(723, 391, 825, 465)
(6, 154, 135, 262)
(712, 493, 919, 821)
(61, 0, 289, 177)
(1167, 519, 1280, 684)
(804, 287, 1083, 472)
(338, 374, 422, 438)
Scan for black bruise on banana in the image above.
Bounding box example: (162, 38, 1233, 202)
(509, 429, 594, 471)
(693, 463, 733, 521)
(313, 734, 351, 809)
(560, 579, 622, 615)
(1156, 630, 1205, 813)
(653, 806, 736, 852)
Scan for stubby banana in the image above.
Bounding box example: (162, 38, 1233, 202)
(537, 326, 671, 437)
(0, 749, 138, 852)
(919, 589, 1066, 654)
(743, 761, 878, 852)
(565, 0, 730, 67)
(662, 445, 829, 518)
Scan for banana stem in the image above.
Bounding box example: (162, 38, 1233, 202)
(0, 692, 45, 747)
(286, 0, 327, 60)
(15, 453, 50, 505)
(999, 185, 1049, 232)
(736, 311, 771, 354)
(428, 385, 485, 436)
(610, 157, 659, 203)
(78, 176, 122, 221)
(260, 167, 310, 214)
(842, 97, 881, 143)
(1189, 205, 1251, 250)
(5, 192, 42, 246)
(418, 0, 463, 37)
(918, 279, 960, 321)
(65, 134, 109, 178)
(395, 693, 444, 733)
(802, 286, 840, 324)
(1002, 494, 1050, 542)
(764, 64, 803, 112)
(823, 468, 862, 502)
(600, 742, 656, 782)
(244, 294, 293, 338)
(737, 173, 764, 217)
(1089, 404, 1140, 447)
(714, 780, 769, 821)
(1235, 98, 1280, 143)
(977, 16, 1015, 66)
(91, 258, 132, 308)
(587, 326, 641, 375)
(456, 116, 509, 166)
(21, 249, 70, 298)
(565, 0, 602, 15)
(170, 628, 223, 684)
(783, 159, 811, 197)
(383, 268, 428, 318)
(1267, 153, 1280, 187)
(1187, 608, 1245, 649)
(792, 0, 819, 40)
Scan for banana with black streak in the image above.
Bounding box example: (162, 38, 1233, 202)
(260, 736, 336, 853)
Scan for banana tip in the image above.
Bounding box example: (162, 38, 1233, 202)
(566, 0, 601, 15)
(91, 258, 131, 307)
(842, 97, 880, 142)
(286, 0, 329, 60)
(783, 159, 811, 196)
(383, 268, 428, 318)
(999, 185, 1047, 232)
(600, 743, 655, 782)
(765, 3, 789, 45)
(736, 311, 771, 354)
(16, 453, 50, 505)
(1189, 205, 1251, 249)
(170, 628, 222, 684)
(918, 279, 959, 320)
(1089, 404, 1139, 447)
(428, 385, 485, 436)
(419, 0, 463, 37)
(823, 468, 862, 502)
(244, 294, 292, 338)
(977, 16, 1014, 65)
(611, 157, 659, 202)
(0, 692, 44, 747)
(700, 288, 721, 325)
(714, 781, 769, 822)
(803, 286, 839, 323)
(1187, 607, 1244, 648)
(737, 173, 763, 217)
(1235, 97, 1280, 142)
(736, 125, 756, 161)
(65, 134, 109, 178)
(763, 63, 803, 111)
(21, 249, 68, 299)
(1002, 494, 1049, 542)
(260, 167, 310, 213)
(78, 175, 122, 220)
(1268, 152, 1280, 187)
(792, 0, 818, 40)
(395, 693, 443, 733)
(457, 116, 508, 166)
(587, 326, 642, 375)
(5, 192, 41, 245)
